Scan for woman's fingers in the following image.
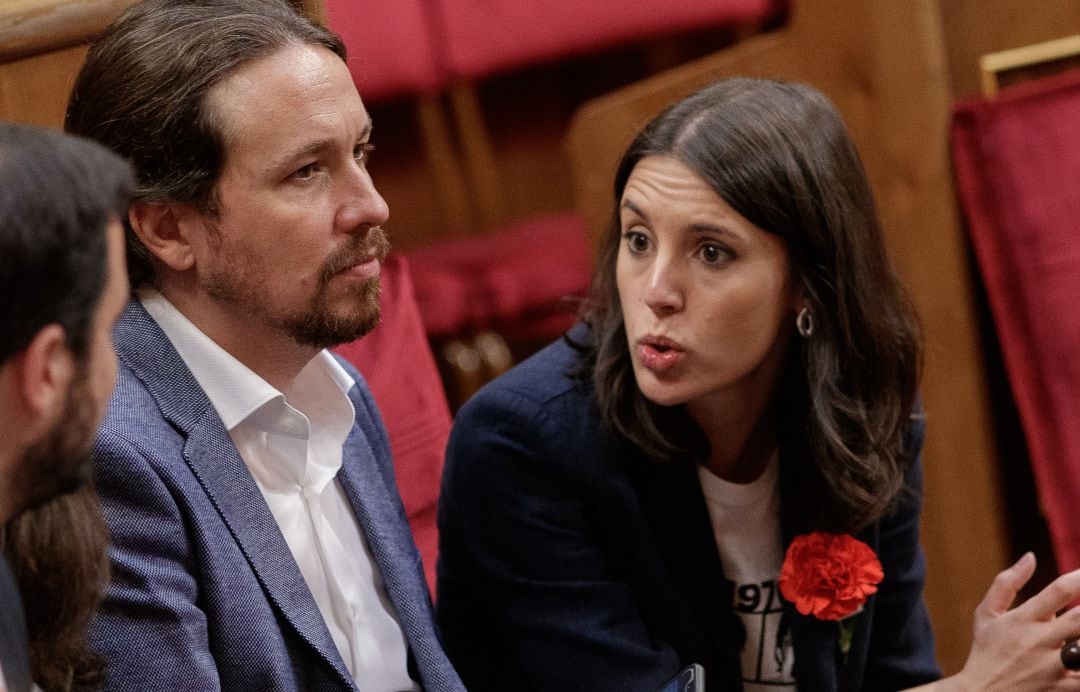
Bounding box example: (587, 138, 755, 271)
(1038, 604, 1080, 647)
(951, 556, 1080, 691)
(975, 552, 1036, 621)
(1018, 567, 1080, 622)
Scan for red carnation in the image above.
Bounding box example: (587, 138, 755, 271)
(778, 532, 884, 622)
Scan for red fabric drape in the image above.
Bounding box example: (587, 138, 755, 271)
(951, 69, 1080, 572)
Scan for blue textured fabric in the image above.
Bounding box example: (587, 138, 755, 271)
(89, 301, 464, 692)
(0, 555, 31, 692)
(437, 326, 942, 691)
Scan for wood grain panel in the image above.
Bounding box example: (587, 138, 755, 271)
(0, 0, 134, 63)
(0, 44, 86, 128)
(937, 0, 1080, 98)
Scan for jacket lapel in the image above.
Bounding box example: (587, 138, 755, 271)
(335, 391, 457, 690)
(785, 602, 839, 691)
(780, 501, 840, 691)
(113, 302, 355, 689)
(632, 446, 853, 692)
(780, 537, 874, 692)
(634, 456, 744, 688)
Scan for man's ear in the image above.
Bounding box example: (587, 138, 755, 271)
(14, 325, 75, 428)
(128, 201, 197, 272)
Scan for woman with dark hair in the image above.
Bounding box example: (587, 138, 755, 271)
(2, 487, 111, 692)
(436, 78, 1080, 691)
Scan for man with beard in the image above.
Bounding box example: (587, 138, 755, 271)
(64, 1, 463, 691)
(0, 122, 132, 692)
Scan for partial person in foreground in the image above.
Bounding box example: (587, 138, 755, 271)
(0, 122, 132, 692)
(437, 77, 1080, 691)
(65, 0, 462, 690)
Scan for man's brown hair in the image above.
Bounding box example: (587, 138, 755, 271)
(65, 0, 346, 288)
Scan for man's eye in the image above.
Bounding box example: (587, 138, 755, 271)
(293, 163, 316, 180)
(355, 143, 375, 165)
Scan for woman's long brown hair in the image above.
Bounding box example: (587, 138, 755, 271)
(2, 484, 110, 691)
(582, 78, 922, 533)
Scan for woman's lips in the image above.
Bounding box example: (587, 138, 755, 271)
(637, 338, 685, 373)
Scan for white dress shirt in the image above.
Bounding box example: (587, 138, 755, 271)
(139, 288, 419, 692)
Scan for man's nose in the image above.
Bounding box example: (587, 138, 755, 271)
(336, 164, 390, 235)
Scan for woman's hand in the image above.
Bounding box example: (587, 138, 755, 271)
(912, 553, 1080, 691)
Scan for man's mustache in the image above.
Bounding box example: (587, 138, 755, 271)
(320, 226, 391, 281)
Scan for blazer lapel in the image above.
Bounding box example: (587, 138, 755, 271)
(113, 302, 355, 689)
(335, 392, 455, 689)
(183, 420, 355, 688)
(781, 551, 870, 692)
(785, 602, 839, 691)
(634, 456, 744, 688)
(780, 504, 840, 691)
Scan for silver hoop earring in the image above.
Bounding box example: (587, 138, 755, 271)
(796, 308, 814, 338)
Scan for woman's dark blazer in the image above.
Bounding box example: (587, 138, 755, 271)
(436, 327, 941, 692)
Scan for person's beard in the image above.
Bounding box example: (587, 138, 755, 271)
(202, 225, 391, 350)
(17, 374, 97, 511)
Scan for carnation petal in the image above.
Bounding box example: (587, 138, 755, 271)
(779, 532, 884, 622)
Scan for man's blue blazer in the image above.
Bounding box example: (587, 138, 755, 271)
(89, 301, 463, 691)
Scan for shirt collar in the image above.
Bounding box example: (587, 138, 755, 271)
(137, 287, 356, 435)
(285, 350, 357, 447)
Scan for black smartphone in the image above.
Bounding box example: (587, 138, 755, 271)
(655, 663, 705, 692)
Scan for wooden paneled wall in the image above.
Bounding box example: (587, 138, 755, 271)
(938, 0, 1080, 98)
(0, 0, 127, 128)
(0, 0, 319, 129)
(0, 42, 86, 127)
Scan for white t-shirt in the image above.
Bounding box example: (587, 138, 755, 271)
(698, 458, 796, 691)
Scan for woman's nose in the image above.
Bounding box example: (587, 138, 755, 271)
(643, 262, 684, 315)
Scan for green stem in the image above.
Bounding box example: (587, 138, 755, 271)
(838, 617, 856, 665)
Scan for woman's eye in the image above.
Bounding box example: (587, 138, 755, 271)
(624, 231, 650, 253)
(698, 242, 732, 265)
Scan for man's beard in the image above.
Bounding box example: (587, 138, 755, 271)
(203, 226, 391, 350)
(17, 375, 97, 511)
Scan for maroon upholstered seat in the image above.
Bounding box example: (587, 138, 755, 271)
(324, 0, 445, 101)
(324, 0, 455, 592)
(429, 0, 777, 78)
(406, 212, 590, 341)
(951, 69, 1080, 572)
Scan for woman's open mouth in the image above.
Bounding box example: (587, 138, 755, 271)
(638, 337, 685, 373)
